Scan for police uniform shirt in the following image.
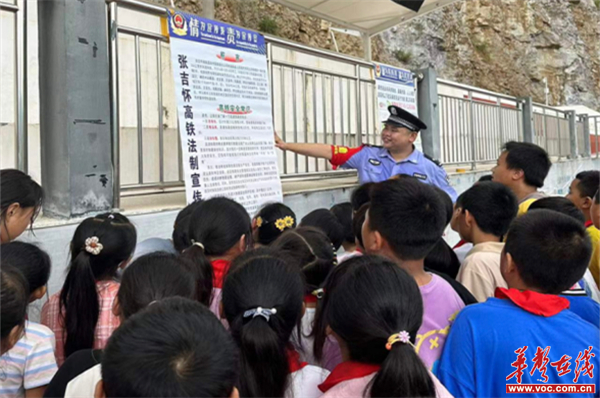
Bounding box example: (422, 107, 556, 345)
(330, 144, 458, 202)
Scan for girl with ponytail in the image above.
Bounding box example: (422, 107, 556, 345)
(183, 197, 251, 316)
(222, 249, 329, 398)
(271, 227, 337, 366)
(315, 255, 452, 398)
(41, 213, 136, 366)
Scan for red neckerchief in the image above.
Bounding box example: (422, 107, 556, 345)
(304, 294, 318, 304)
(453, 239, 468, 249)
(212, 259, 231, 289)
(287, 349, 308, 373)
(318, 361, 381, 393)
(356, 247, 363, 254)
(585, 220, 594, 228)
(494, 288, 570, 317)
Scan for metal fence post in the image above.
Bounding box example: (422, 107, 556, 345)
(417, 68, 440, 160)
(567, 110, 577, 159)
(16, 0, 28, 173)
(355, 65, 362, 146)
(520, 97, 534, 143)
(582, 114, 591, 158)
(557, 113, 563, 161)
(468, 90, 476, 170)
(594, 116, 600, 158)
(542, 107, 548, 154)
(497, 97, 504, 150)
(108, 1, 121, 209)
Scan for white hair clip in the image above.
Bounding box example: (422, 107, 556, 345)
(191, 240, 205, 252)
(85, 236, 103, 256)
(243, 307, 277, 322)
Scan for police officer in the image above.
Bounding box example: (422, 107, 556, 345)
(275, 105, 457, 201)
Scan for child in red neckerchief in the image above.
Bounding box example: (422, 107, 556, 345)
(222, 249, 329, 398)
(314, 255, 452, 398)
(437, 210, 599, 398)
(271, 227, 338, 368)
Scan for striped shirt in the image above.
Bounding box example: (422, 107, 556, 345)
(41, 280, 121, 367)
(0, 322, 58, 398)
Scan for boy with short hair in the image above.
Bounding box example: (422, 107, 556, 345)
(568, 171, 600, 288)
(437, 210, 599, 398)
(528, 197, 600, 323)
(492, 141, 551, 215)
(361, 178, 466, 369)
(454, 182, 518, 302)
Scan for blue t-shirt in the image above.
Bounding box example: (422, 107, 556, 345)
(563, 295, 600, 327)
(436, 298, 600, 398)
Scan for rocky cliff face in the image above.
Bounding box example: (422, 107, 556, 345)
(164, 0, 600, 110)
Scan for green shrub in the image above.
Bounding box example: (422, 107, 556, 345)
(258, 17, 278, 35)
(395, 49, 412, 63)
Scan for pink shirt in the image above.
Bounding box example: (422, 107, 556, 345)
(41, 281, 121, 366)
(321, 371, 453, 398)
(416, 273, 465, 369)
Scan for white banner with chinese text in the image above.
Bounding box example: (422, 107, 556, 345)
(373, 62, 422, 152)
(168, 11, 282, 215)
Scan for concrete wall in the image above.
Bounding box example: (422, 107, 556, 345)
(22, 156, 600, 321)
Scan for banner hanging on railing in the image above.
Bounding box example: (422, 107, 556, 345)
(373, 62, 422, 152)
(168, 10, 282, 214)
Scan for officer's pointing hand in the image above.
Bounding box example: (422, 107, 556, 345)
(274, 131, 286, 150)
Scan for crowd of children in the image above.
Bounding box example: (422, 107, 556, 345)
(1, 140, 599, 398)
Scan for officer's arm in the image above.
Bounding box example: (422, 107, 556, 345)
(275, 133, 332, 160)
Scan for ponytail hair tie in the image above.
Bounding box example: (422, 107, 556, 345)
(84, 236, 103, 256)
(243, 306, 277, 322)
(386, 330, 414, 350)
(191, 241, 205, 252)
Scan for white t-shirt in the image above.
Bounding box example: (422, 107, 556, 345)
(64, 364, 101, 398)
(286, 365, 330, 398)
(337, 250, 362, 264)
(292, 307, 317, 365)
(65, 362, 330, 398)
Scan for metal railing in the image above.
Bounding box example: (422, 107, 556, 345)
(576, 114, 587, 158)
(591, 115, 600, 158)
(1, 0, 596, 209)
(108, 0, 176, 207)
(107, 0, 379, 206)
(267, 35, 378, 178)
(532, 104, 571, 160)
(437, 80, 523, 168)
(0, 0, 27, 172)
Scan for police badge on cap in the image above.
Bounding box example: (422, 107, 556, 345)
(383, 105, 427, 132)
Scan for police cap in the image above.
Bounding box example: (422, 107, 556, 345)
(382, 105, 427, 132)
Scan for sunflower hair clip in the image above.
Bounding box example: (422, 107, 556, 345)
(274, 216, 295, 232)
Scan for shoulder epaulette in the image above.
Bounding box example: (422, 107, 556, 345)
(423, 153, 443, 167)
